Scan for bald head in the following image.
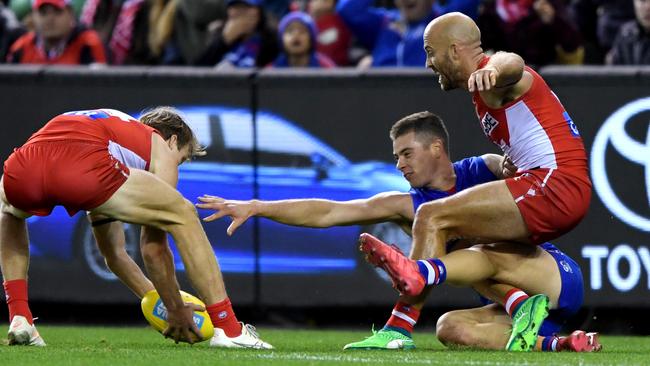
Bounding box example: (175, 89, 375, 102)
(424, 12, 481, 49)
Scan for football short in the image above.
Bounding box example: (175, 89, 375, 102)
(537, 242, 584, 336)
(3, 141, 130, 216)
(505, 168, 591, 244)
(477, 243, 584, 336)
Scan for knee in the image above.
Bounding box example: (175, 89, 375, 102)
(414, 201, 454, 231)
(436, 312, 472, 347)
(162, 198, 198, 229)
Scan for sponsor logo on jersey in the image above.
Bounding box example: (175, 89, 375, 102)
(481, 113, 499, 137)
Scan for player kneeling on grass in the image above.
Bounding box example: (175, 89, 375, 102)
(0, 107, 271, 349)
(197, 111, 600, 352)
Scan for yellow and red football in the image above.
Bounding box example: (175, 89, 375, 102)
(140, 290, 214, 342)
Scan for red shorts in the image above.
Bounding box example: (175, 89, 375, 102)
(3, 141, 130, 216)
(505, 168, 591, 244)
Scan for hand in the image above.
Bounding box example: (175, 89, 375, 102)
(468, 66, 498, 92)
(533, 0, 555, 24)
(162, 302, 205, 344)
(196, 195, 255, 235)
(501, 154, 517, 178)
(222, 11, 259, 45)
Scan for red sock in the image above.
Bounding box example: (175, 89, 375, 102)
(3, 279, 33, 324)
(206, 298, 241, 337)
(384, 301, 420, 336)
(504, 288, 529, 318)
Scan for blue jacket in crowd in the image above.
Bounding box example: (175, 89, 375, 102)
(336, 0, 478, 67)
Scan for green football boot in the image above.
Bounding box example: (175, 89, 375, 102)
(506, 294, 550, 352)
(343, 329, 415, 350)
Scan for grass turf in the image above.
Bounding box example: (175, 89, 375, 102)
(0, 326, 648, 366)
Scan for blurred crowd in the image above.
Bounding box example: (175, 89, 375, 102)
(0, 0, 648, 68)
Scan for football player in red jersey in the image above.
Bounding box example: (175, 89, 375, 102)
(0, 107, 271, 349)
(355, 12, 592, 351)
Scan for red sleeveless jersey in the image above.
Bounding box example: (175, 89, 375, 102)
(472, 57, 587, 173)
(25, 109, 157, 171)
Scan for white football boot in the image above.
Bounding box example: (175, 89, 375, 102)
(210, 323, 273, 349)
(7, 316, 46, 346)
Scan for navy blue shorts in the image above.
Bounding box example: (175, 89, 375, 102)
(478, 242, 584, 336)
(537, 243, 584, 336)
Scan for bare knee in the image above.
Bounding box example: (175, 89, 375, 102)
(160, 198, 199, 231)
(436, 312, 474, 347)
(414, 200, 457, 232)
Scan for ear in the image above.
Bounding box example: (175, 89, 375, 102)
(168, 134, 178, 149)
(449, 43, 460, 61)
(430, 139, 443, 157)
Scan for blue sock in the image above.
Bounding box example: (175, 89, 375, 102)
(541, 336, 559, 351)
(416, 258, 447, 285)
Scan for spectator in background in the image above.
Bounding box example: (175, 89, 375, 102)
(163, 0, 224, 65)
(336, 0, 436, 67)
(196, 0, 278, 68)
(308, 0, 350, 65)
(7, 0, 106, 64)
(477, 0, 583, 67)
(606, 0, 650, 64)
(1, 2, 24, 61)
(271, 11, 335, 67)
(80, 0, 156, 65)
(570, 0, 634, 63)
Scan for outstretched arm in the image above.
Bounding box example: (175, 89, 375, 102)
(196, 191, 414, 236)
(87, 214, 154, 298)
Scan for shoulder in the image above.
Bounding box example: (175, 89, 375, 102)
(10, 31, 35, 51)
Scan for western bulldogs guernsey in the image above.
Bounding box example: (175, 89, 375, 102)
(472, 57, 588, 173)
(409, 156, 496, 211)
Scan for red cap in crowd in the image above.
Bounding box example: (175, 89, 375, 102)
(32, 0, 72, 10)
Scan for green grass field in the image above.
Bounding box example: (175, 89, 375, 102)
(0, 326, 648, 366)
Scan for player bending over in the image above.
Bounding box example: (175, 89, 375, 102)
(197, 111, 600, 352)
(0, 107, 271, 348)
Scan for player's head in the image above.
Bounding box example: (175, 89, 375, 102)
(423, 12, 482, 91)
(140, 107, 205, 164)
(390, 111, 450, 188)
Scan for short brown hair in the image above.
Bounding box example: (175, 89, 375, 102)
(139, 106, 205, 158)
(389, 111, 450, 155)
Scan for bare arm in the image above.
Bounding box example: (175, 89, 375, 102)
(196, 191, 415, 236)
(468, 52, 525, 93)
(87, 214, 154, 298)
(141, 134, 202, 343)
(481, 154, 517, 180)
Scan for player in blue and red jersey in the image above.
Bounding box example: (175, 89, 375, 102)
(197, 111, 600, 352)
(1, 108, 271, 348)
(353, 12, 594, 351)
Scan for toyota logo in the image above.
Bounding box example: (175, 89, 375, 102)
(591, 97, 650, 232)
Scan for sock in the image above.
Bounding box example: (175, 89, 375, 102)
(416, 258, 447, 285)
(383, 301, 420, 337)
(206, 297, 241, 338)
(3, 279, 33, 324)
(504, 288, 529, 318)
(540, 335, 561, 351)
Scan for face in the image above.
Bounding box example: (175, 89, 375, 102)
(635, 0, 650, 31)
(34, 5, 74, 41)
(395, 0, 433, 22)
(392, 132, 441, 188)
(283, 21, 311, 56)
